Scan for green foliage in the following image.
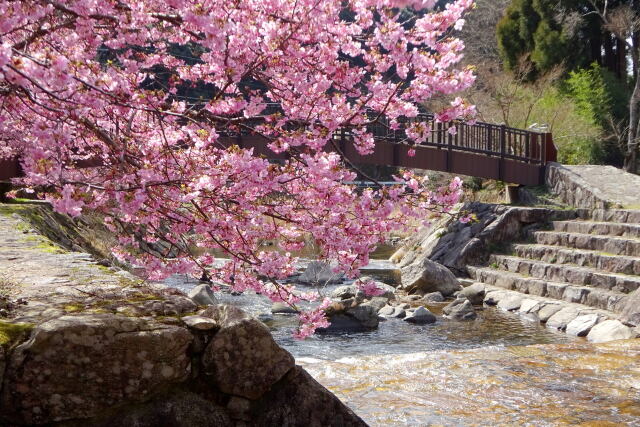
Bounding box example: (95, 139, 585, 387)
(463, 176, 483, 191)
(497, 0, 608, 78)
(536, 86, 607, 165)
(531, 21, 567, 71)
(557, 135, 606, 165)
(564, 63, 629, 128)
(488, 81, 605, 164)
(561, 63, 629, 164)
(497, 0, 570, 76)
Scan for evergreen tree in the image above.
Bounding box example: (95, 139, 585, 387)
(497, 0, 627, 79)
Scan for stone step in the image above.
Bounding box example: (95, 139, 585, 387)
(512, 244, 640, 276)
(533, 231, 640, 257)
(552, 220, 640, 238)
(576, 209, 640, 224)
(489, 255, 640, 293)
(467, 266, 628, 313)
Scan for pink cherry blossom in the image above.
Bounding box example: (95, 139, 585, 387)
(0, 0, 475, 336)
(357, 279, 386, 297)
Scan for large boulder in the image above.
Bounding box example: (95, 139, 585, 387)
(400, 258, 462, 296)
(142, 295, 197, 316)
(89, 392, 232, 427)
(566, 314, 601, 337)
(1, 314, 193, 425)
(318, 302, 379, 333)
(587, 319, 636, 343)
(298, 261, 343, 285)
(201, 305, 294, 400)
(619, 290, 640, 327)
(255, 366, 366, 426)
(188, 284, 218, 306)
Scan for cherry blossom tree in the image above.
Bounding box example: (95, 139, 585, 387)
(0, 0, 475, 337)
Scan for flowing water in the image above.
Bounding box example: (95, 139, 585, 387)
(167, 267, 640, 426)
(300, 341, 640, 426)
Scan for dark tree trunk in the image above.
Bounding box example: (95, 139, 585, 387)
(616, 38, 627, 79)
(590, 29, 602, 66)
(603, 33, 616, 75)
(625, 50, 640, 173)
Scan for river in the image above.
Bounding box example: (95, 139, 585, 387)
(166, 267, 640, 426)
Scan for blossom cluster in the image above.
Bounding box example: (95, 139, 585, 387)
(0, 0, 474, 337)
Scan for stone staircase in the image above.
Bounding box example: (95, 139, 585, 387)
(467, 208, 640, 337)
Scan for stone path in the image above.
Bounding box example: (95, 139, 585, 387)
(466, 208, 640, 340)
(0, 205, 196, 323)
(547, 163, 640, 209)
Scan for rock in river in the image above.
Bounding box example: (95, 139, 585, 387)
(400, 258, 462, 296)
(271, 302, 299, 314)
(497, 295, 523, 312)
(459, 282, 486, 305)
(318, 303, 379, 333)
(443, 298, 477, 320)
(403, 306, 436, 324)
(587, 319, 636, 343)
(566, 314, 601, 337)
(422, 291, 445, 303)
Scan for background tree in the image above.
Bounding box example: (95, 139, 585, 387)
(587, 1, 640, 171)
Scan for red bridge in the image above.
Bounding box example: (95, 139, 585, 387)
(1, 113, 556, 186)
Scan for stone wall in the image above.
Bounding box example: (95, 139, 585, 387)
(391, 202, 576, 276)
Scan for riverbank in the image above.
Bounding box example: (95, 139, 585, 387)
(0, 204, 364, 426)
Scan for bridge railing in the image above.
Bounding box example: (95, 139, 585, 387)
(344, 112, 555, 166)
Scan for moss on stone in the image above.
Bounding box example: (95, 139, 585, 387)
(0, 204, 25, 217)
(117, 276, 144, 287)
(64, 304, 85, 313)
(0, 321, 34, 348)
(127, 294, 163, 303)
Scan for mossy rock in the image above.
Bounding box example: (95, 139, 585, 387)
(0, 321, 34, 349)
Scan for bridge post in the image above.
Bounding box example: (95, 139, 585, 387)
(543, 133, 557, 163)
(446, 125, 453, 172)
(498, 124, 506, 181)
(339, 129, 347, 159)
